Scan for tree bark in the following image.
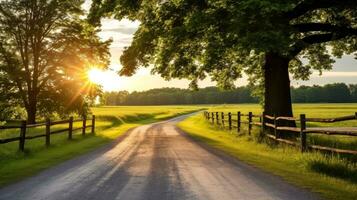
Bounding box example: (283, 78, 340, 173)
(26, 107, 37, 124)
(263, 52, 295, 127)
(26, 92, 37, 124)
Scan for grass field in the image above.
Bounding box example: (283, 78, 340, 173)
(206, 103, 357, 151)
(179, 103, 357, 200)
(0, 105, 204, 186)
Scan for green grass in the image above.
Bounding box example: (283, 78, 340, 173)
(179, 103, 357, 200)
(208, 103, 357, 125)
(0, 105, 204, 187)
(207, 103, 357, 151)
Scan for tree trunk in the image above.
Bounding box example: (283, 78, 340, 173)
(263, 52, 295, 127)
(26, 93, 37, 124)
(27, 107, 36, 124)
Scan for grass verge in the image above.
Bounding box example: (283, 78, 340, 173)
(178, 114, 357, 200)
(207, 104, 357, 156)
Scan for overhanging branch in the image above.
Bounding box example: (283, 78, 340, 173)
(285, 0, 357, 20)
(292, 23, 348, 33)
(289, 30, 357, 58)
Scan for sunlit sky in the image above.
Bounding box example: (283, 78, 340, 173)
(83, 1, 357, 92)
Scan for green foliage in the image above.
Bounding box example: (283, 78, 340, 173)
(102, 87, 258, 105)
(0, 0, 111, 122)
(291, 83, 354, 103)
(100, 91, 129, 105)
(100, 84, 357, 105)
(0, 105, 26, 121)
(90, 0, 357, 91)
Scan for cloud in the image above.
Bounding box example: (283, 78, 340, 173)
(101, 18, 140, 29)
(312, 71, 357, 77)
(102, 27, 138, 35)
(98, 18, 139, 54)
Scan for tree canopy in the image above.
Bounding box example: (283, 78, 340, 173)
(90, 0, 357, 84)
(0, 0, 111, 123)
(90, 0, 357, 117)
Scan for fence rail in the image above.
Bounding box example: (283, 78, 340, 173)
(0, 115, 96, 151)
(203, 111, 357, 155)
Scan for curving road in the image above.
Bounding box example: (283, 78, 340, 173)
(0, 115, 319, 200)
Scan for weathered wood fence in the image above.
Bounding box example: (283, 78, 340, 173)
(0, 115, 96, 151)
(203, 111, 357, 155)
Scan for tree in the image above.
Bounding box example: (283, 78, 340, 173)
(89, 0, 357, 118)
(0, 0, 111, 123)
(291, 83, 354, 103)
(100, 91, 129, 105)
(350, 84, 357, 102)
(243, 0, 357, 119)
(322, 83, 351, 103)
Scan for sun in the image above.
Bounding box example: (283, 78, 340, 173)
(87, 68, 104, 84)
(86, 68, 124, 91)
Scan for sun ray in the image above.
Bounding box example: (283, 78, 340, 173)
(88, 68, 104, 84)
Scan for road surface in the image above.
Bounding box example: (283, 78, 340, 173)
(0, 115, 319, 200)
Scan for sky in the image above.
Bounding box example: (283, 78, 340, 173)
(83, 1, 357, 92)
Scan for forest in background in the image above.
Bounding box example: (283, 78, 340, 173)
(101, 83, 357, 106)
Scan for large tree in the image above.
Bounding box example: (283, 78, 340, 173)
(89, 0, 357, 118)
(0, 0, 111, 123)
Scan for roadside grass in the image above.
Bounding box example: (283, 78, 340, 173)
(178, 106, 357, 200)
(0, 105, 203, 187)
(208, 103, 357, 151)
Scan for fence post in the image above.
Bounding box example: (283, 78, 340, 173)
(91, 115, 95, 134)
(248, 112, 252, 135)
(228, 112, 232, 130)
(68, 117, 73, 140)
(274, 114, 278, 139)
(82, 116, 86, 136)
(45, 118, 51, 147)
(216, 112, 219, 125)
(261, 112, 265, 136)
(211, 112, 214, 124)
(221, 112, 225, 128)
(237, 111, 241, 132)
(19, 120, 26, 152)
(300, 114, 307, 152)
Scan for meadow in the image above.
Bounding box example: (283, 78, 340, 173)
(179, 103, 357, 200)
(206, 103, 357, 151)
(1, 103, 356, 199)
(0, 105, 204, 186)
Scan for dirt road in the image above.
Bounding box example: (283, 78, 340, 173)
(0, 115, 318, 200)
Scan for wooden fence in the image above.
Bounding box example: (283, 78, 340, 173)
(0, 115, 96, 152)
(203, 111, 357, 155)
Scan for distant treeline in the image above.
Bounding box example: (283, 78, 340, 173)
(101, 83, 357, 105)
(291, 83, 357, 103)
